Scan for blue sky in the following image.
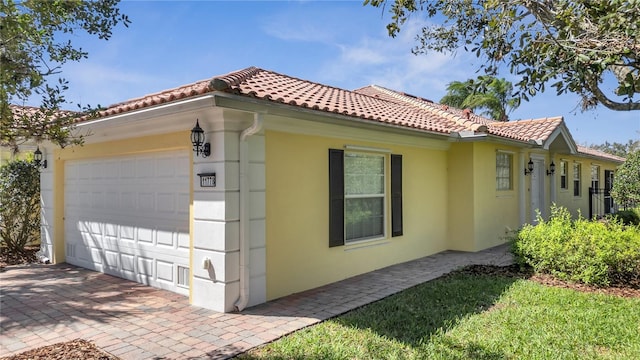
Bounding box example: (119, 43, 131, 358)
(45, 1, 639, 145)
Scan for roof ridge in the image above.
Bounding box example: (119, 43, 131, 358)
(493, 116, 563, 126)
(210, 66, 263, 90)
(369, 85, 489, 133)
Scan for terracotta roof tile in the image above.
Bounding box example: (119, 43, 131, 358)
(96, 79, 213, 118)
(211, 67, 468, 134)
(9, 67, 624, 165)
(488, 117, 564, 142)
(576, 145, 626, 163)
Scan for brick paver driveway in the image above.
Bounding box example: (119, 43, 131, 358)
(1, 245, 513, 359)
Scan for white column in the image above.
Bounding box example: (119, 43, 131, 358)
(191, 117, 241, 312)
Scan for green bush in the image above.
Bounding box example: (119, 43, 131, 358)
(512, 206, 640, 287)
(611, 150, 640, 209)
(609, 210, 640, 226)
(0, 160, 41, 255)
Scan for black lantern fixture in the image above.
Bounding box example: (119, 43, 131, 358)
(191, 119, 210, 157)
(524, 158, 534, 175)
(33, 146, 47, 169)
(546, 161, 556, 176)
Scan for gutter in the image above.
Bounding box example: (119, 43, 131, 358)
(234, 113, 264, 312)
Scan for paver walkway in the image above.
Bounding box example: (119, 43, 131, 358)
(1, 244, 513, 359)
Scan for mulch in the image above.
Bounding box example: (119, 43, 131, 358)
(0, 246, 40, 270)
(457, 264, 640, 298)
(0, 339, 119, 360)
(1, 251, 638, 359)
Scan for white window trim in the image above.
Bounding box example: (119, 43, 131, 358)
(559, 160, 569, 191)
(495, 150, 514, 192)
(573, 162, 582, 197)
(344, 151, 387, 244)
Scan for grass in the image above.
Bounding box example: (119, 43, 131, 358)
(239, 271, 640, 360)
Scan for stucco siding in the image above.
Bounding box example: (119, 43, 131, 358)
(553, 154, 620, 218)
(473, 143, 521, 250)
(265, 130, 449, 300)
(446, 143, 476, 251)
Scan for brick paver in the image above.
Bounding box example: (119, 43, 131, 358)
(0, 244, 512, 359)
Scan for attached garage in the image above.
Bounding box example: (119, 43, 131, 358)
(63, 150, 191, 295)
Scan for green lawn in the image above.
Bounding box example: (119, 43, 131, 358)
(239, 271, 640, 360)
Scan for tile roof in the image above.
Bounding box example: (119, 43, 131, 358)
(210, 67, 468, 134)
(489, 117, 565, 143)
(354, 85, 566, 143)
(9, 67, 624, 164)
(96, 79, 213, 118)
(576, 145, 626, 162)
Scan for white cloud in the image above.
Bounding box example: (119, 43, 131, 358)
(61, 62, 172, 107)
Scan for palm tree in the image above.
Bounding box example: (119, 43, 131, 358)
(439, 80, 474, 109)
(440, 76, 520, 121)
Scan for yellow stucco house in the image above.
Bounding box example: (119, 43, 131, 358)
(34, 67, 624, 312)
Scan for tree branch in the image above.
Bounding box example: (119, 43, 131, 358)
(586, 74, 640, 111)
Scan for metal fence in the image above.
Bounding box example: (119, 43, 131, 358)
(588, 187, 617, 219)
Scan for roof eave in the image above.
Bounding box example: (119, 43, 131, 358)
(211, 92, 454, 142)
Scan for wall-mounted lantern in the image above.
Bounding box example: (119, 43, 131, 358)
(33, 146, 47, 169)
(191, 119, 211, 157)
(524, 158, 534, 175)
(546, 161, 556, 176)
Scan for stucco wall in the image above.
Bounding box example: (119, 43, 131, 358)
(553, 154, 620, 218)
(446, 142, 476, 251)
(265, 130, 449, 300)
(473, 142, 521, 250)
(447, 142, 522, 252)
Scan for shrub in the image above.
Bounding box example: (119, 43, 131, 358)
(512, 206, 640, 287)
(0, 160, 41, 255)
(611, 150, 640, 209)
(609, 210, 640, 226)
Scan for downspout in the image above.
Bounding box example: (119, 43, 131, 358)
(234, 113, 263, 312)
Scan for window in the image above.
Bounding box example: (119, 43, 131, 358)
(573, 163, 581, 197)
(345, 153, 385, 242)
(591, 165, 600, 190)
(560, 161, 568, 189)
(329, 149, 402, 247)
(495, 152, 512, 190)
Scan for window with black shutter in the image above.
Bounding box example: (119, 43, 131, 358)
(329, 149, 403, 247)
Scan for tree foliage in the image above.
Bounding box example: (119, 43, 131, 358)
(611, 150, 640, 210)
(589, 139, 640, 158)
(1, 0, 130, 150)
(364, 0, 640, 112)
(0, 160, 40, 255)
(440, 76, 519, 121)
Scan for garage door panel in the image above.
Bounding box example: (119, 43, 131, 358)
(65, 150, 190, 296)
(156, 260, 174, 283)
(121, 253, 135, 273)
(178, 230, 189, 249)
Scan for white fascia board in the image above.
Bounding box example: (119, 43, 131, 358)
(542, 124, 578, 154)
(75, 95, 217, 144)
(448, 131, 488, 142)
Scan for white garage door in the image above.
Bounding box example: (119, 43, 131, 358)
(64, 151, 190, 295)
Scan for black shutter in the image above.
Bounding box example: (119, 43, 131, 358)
(391, 154, 403, 237)
(329, 149, 345, 247)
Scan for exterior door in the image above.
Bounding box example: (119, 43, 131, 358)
(530, 158, 546, 223)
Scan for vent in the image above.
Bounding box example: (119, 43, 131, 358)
(177, 266, 189, 288)
(66, 244, 76, 258)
